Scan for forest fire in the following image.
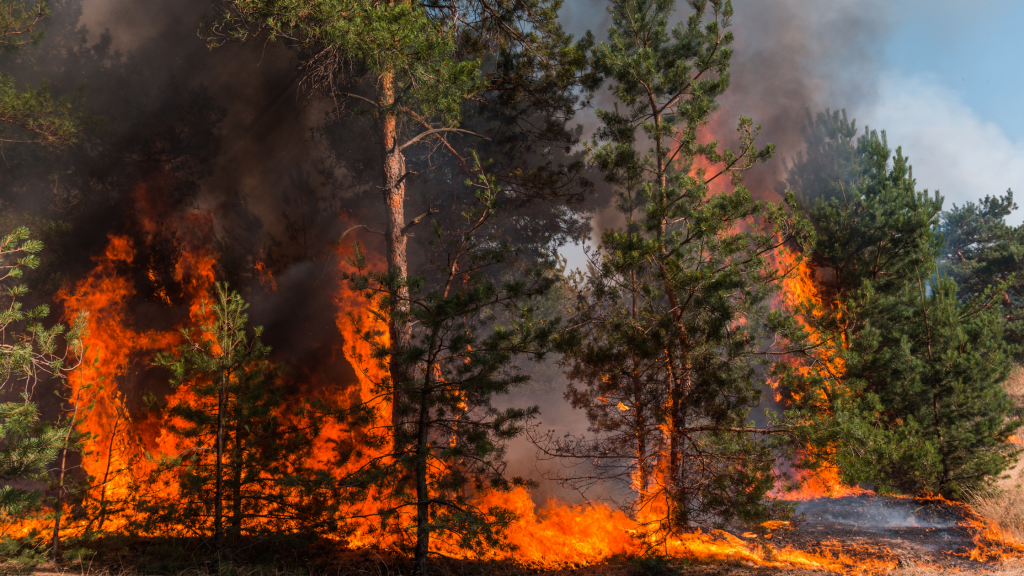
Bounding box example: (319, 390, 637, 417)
(57, 236, 179, 512)
(3, 145, 1016, 573)
(13, 211, 1015, 574)
(57, 228, 217, 525)
(3, 0, 1024, 574)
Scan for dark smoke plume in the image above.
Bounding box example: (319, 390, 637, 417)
(564, 0, 890, 238)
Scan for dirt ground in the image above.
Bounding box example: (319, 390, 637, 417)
(25, 558, 1024, 576)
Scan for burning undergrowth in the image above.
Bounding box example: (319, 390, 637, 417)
(2, 1, 1023, 575)
(7, 125, 1021, 576)
(12, 175, 1022, 574)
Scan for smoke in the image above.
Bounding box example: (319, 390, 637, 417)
(2, 0, 894, 508)
(7, 0, 894, 272)
(563, 0, 891, 246)
(723, 0, 888, 197)
(548, 0, 893, 502)
(798, 496, 957, 529)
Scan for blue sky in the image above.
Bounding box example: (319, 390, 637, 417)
(553, 0, 1024, 270)
(863, 2, 1024, 222)
(884, 2, 1024, 137)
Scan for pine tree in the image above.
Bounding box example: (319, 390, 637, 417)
(0, 0, 82, 146)
(152, 284, 268, 560)
(547, 0, 810, 531)
(940, 190, 1024, 357)
(782, 109, 1020, 498)
(786, 109, 943, 302)
(0, 403, 62, 526)
(0, 4, 85, 557)
(340, 156, 559, 575)
(202, 0, 590, 441)
(148, 284, 345, 558)
(0, 226, 86, 553)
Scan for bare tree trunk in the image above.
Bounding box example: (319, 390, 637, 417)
(215, 369, 226, 564)
(378, 69, 412, 440)
(51, 461, 65, 561)
(50, 443, 70, 560)
(413, 379, 431, 576)
(231, 420, 243, 539)
(94, 409, 123, 533)
(51, 389, 84, 560)
(635, 405, 648, 501)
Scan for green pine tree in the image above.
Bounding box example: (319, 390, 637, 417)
(203, 0, 590, 442)
(147, 283, 347, 559)
(940, 190, 1024, 357)
(0, 226, 86, 557)
(340, 155, 559, 575)
(0, 3, 87, 550)
(0, 0, 82, 146)
(548, 0, 810, 532)
(782, 109, 1020, 498)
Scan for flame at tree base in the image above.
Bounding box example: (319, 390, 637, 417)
(8, 221, 1022, 575)
(338, 488, 1023, 574)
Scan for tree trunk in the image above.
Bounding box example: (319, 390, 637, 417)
(378, 69, 412, 441)
(52, 390, 83, 561)
(215, 369, 226, 563)
(231, 420, 243, 539)
(94, 410, 122, 533)
(649, 100, 692, 527)
(664, 343, 688, 527)
(933, 391, 949, 491)
(50, 449, 67, 560)
(413, 384, 431, 576)
(635, 407, 648, 504)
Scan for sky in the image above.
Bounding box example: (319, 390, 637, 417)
(556, 0, 1024, 263)
(866, 1, 1024, 223)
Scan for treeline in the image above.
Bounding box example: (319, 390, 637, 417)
(0, 0, 1022, 574)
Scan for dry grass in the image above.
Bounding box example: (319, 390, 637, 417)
(1005, 364, 1024, 420)
(961, 364, 1024, 546)
(968, 483, 1024, 544)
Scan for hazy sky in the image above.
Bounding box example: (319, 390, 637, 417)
(552, 0, 1024, 269)
(79, 0, 1024, 224)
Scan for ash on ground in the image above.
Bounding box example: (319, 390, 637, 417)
(767, 495, 1002, 570)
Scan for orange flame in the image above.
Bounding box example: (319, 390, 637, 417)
(16, 190, 1020, 572)
(56, 235, 180, 519)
